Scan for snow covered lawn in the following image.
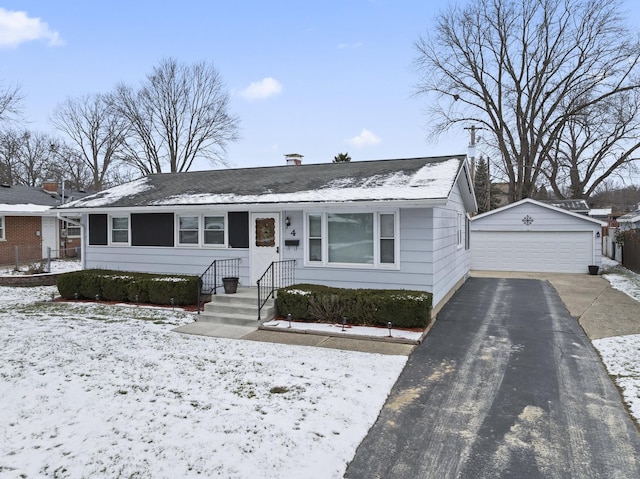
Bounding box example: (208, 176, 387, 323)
(593, 259, 640, 425)
(0, 285, 407, 478)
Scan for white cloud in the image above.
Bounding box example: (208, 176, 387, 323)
(240, 77, 283, 100)
(0, 8, 63, 49)
(347, 129, 381, 148)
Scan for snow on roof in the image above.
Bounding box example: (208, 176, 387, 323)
(618, 210, 640, 223)
(0, 204, 52, 213)
(61, 178, 152, 208)
(150, 159, 461, 206)
(58, 156, 467, 210)
(589, 208, 612, 216)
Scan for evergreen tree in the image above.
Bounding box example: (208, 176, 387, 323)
(474, 156, 499, 213)
(333, 152, 351, 163)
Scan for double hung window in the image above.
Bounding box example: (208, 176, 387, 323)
(204, 216, 225, 245)
(177, 214, 227, 246)
(110, 216, 129, 244)
(178, 216, 199, 245)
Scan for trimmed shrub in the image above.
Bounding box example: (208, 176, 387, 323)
(276, 284, 432, 328)
(57, 269, 200, 306)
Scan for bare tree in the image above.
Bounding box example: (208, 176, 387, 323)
(15, 131, 59, 187)
(415, 0, 640, 202)
(0, 81, 23, 125)
(46, 141, 94, 192)
(0, 130, 63, 187)
(110, 57, 240, 174)
(545, 90, 640, 198)
(0, 129, 27, 184)
(52, 93, 128, 190)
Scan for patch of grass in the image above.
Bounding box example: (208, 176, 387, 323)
(269, 386, 289, 394)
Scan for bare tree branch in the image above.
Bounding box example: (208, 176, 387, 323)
(110, 58, 240, 174)
(415, 0, 640, 201)
(52, 93, 128, 190)
(0, 81, 23, 125)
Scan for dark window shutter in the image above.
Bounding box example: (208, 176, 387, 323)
(228, 212, 249, 248)
(131, 213, 174, 246)
(88, 214, 108, 245)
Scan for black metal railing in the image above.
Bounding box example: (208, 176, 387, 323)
(197, 257, 241, 314)
(257, 259, 296, 321)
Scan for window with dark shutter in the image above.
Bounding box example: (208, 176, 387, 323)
(131, 213, 174, 246)
(228, 212, 249, 248)
(88, 214, 108, 245)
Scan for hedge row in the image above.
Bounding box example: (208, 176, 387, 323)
(275, 284, 432, 329)
(57, 269, 200, 306)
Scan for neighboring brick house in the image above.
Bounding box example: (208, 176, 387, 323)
(0, 181, 87, 266)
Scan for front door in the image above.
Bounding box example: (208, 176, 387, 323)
(250, 213, 280, 285)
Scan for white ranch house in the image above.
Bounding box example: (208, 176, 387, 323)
(57, 155, 477, 315)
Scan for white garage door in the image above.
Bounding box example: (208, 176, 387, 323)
(472, 231, 593, 273)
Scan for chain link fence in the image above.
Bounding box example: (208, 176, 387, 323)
(0, 245, 81, 273)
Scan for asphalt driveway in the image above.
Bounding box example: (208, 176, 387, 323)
(345, 277, 640, 478)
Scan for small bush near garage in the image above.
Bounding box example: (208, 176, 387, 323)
(276, 284, 432, 328)
(57, 269, 200, 305)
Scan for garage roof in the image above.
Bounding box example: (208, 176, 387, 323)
(473, 198, 606, 226)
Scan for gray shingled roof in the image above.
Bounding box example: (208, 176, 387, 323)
(0, 184, 89, 208)
(60, 155, 468, 209)
(542, 199, 590, 213)
(617, 209, 640, 223)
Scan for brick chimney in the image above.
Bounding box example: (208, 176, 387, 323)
(42, 180, 58, 193)
(285, 153, 303, 166)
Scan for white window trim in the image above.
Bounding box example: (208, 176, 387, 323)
(66, 217, 82, 238)
(0, 216, 5, 241)
(457, 212, 464, 249)
(203, 213, 228, 247)
(175, 213, 228, 248)
(304, 210, 400, 269)
(109, 214, 130, 246)
(176, 214, 201, 247)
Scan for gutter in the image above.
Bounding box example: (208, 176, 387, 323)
(56, 213, 85, 270)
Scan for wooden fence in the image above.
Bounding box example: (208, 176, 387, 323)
(621, 230, 640, 274)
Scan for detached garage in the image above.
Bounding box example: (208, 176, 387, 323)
(471, 198, 605, 274)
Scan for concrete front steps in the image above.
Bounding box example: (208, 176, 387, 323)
(197, 287, 276, 326)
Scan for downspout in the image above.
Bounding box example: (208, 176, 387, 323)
(57, 213, 85, 270)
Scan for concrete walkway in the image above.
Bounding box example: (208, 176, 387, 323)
(345, 277, 640, 478)
(173, 318, 415, 356)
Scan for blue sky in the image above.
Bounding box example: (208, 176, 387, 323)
(2, 0, 640, 171)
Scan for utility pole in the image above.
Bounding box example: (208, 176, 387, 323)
(486, 157, 491, 212)
(464, 125, 483, 182)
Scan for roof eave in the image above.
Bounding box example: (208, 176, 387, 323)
(55, 197, 450, 214)
(472, 198, 607, 226)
